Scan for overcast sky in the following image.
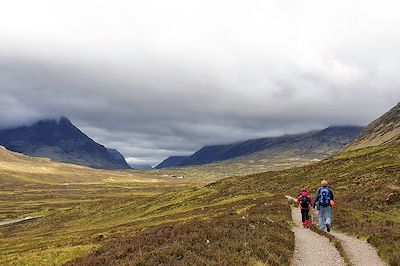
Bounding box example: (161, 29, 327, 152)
(1, 1, 400, 166)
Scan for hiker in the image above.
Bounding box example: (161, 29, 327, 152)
(296, 188, 312, 228)
(313, 180, 334, 232)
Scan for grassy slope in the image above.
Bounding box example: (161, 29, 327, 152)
(145, 128, 360, 179)
(1, 186, 293, 265)
(0, 147, 213, 220)
(70, 144, 400, 265)
(231, 144, 400, 264)
(346, 102, 400, 151)
(1, 144, 399, 265)
(143, 150, 320, 181)
(0, 148, 221, 265)
(0, 147, 292, 265)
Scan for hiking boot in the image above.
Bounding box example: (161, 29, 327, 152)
(305, 220, 310, 228)
(326, 224, 330, 232)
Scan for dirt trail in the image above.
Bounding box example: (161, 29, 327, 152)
(291, 206, 345, 266)
(330, 231, 387, 266)
(310, 208, 388, 266)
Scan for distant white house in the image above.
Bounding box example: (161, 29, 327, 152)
(171, 175, 184, 179)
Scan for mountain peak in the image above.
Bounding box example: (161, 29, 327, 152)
(0, 118, 131, 169)
(32, 116, 73, 127)
(58, 116, 72, 124)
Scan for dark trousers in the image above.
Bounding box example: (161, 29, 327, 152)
(301, 209, 310, 222)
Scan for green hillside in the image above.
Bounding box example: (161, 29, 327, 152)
(2, 103, 400, 265)
(70, 144, 400, 265)
(1, 142, 399, 265)
(346, 102, 400, 151)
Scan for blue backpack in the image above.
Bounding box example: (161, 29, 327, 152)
(319, 187, 331, 207)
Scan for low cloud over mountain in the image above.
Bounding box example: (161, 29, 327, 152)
(1, 1, 400, 165)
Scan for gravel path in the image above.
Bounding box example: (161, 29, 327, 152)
(310, 207, 387, 266)
(330, 231, 387, 266)
(291, 207, 345, 266)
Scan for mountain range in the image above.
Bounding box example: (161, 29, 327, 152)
(0, 117, 131, 169)
(156, 125, 363, 169)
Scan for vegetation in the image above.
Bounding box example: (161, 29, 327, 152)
(229, 144, 400, 264)
(1, 135, 400, 265)
(346, 102, 400, 151)
(145, 150, 320, 180)
(0, 147, 213, 220)
(0, 148, 218, 265)
(68, 196, 293, 266)
(1, 183, 293, 265)
(67, 143, 400, 265)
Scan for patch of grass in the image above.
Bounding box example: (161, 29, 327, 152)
(2, 244, 99, 266)
(68, 197, 294, 266)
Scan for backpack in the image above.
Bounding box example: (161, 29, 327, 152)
(319, 187, 331, 207)
(300, 195, 310, 209)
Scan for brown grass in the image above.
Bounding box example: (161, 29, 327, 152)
(67, 197, 294, 266)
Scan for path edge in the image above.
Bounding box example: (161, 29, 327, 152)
(309, 224, 352, 266)
(285, 195, 352, 266)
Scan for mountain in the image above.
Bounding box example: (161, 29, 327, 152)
(345, 102, 400, 151)
(106, 148, 131, 169)
(0, 117, 131, 169)
(156, 126, 363, 169)
(155, 156, 189, 169)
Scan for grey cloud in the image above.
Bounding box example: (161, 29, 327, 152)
(1, 1, 400, 165)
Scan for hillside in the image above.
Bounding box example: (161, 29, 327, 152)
(0, 144, 212, 227)
(0, 145, 138, 187)
(1, 107, 400, 265)
(0, 117, 130, 169)
(2, 104, 400, 266)
(2, 141, 398, 265)
(156, 126, 363, 169)
(155, 156, 189, 169)
(346, 102, 400, 151)
(106, 148, 131, 169)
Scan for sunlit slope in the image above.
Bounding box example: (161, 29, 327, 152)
(0, 146, 102, 185)
(1, 144, 399, 264)
(346, 102, 400, 151)
(1, 179, 293, 265)
(0, 145, 184, 186)
(69, 144, 400, 265)
(232, 144, 400, 264)
(0, 146, 213, 221)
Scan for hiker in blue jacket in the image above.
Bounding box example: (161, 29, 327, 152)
(313, 180, 335, 232)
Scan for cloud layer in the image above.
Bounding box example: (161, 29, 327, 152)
(1, 0, 400, 165)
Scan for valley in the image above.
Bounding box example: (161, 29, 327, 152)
(1, 3, 399, 265)
(1, 143, 399, 265)
(0, 103, 399, 265)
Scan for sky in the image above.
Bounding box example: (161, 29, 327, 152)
(1, 0, 400, 166)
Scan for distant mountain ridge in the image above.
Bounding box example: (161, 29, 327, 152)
(156, 126, 363, 169)
(345, 102, 400, 151)
(155, 156, 190, 169)
(0, 117, 131, 169)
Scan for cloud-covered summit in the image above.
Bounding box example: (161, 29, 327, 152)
(1, 0, 399, 165)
